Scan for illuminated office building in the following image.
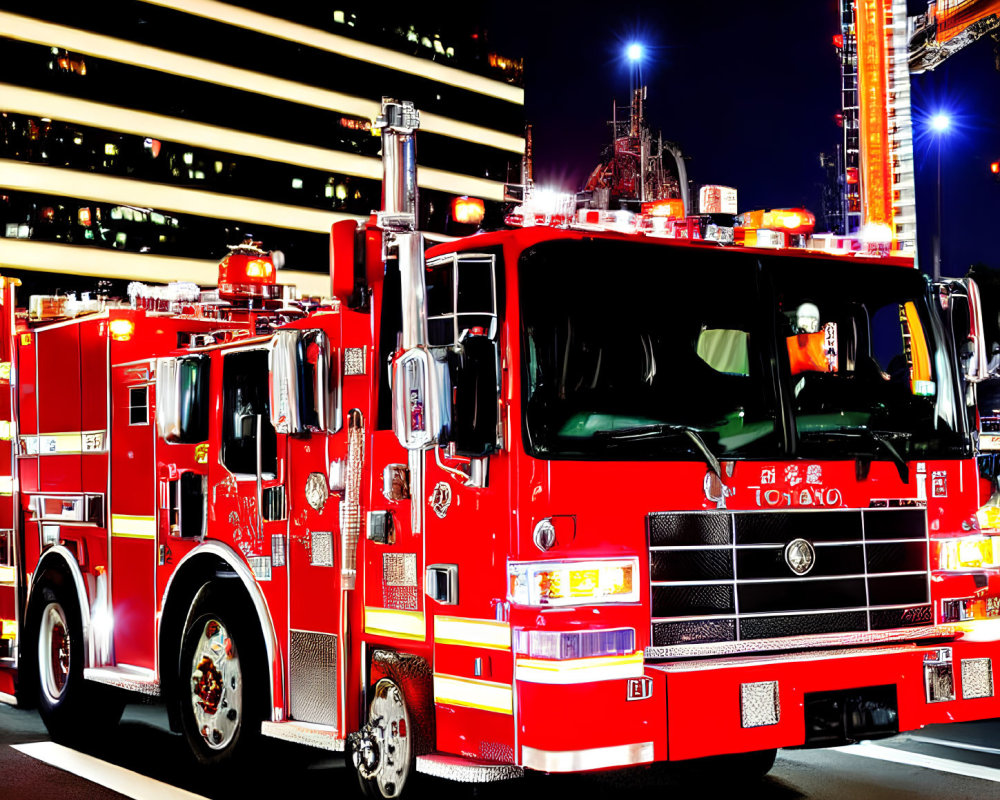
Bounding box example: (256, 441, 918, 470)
(0, 2, 525, 295)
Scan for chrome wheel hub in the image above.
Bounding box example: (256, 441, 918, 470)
(189, 618, 242, 751)
(362, 679, 411, 798)
(38, 602, 70, 703)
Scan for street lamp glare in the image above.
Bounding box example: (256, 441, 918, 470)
(627, 43, 643, 62)
(931, 113, 950, 132)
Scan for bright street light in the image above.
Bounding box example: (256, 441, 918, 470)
(627, 43, 643, 62)
(931, 113, 951, 280)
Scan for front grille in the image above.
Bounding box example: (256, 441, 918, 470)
(648, 509, 931, 652)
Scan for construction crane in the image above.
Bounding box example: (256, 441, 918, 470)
(909, 0, 1000, 73)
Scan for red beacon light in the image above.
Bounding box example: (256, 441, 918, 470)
(216, 239, 291, 305)
(218, 240, 277, 287)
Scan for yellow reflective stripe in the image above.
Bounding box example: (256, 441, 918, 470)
(0, 476, 11, 496)
(364, 607, 425, 641)
(434, 616, 511, 650)
(1, 618, 15, 639)
(515, 653, 645, 685)
(111, 514, 156, 539)
(0, 566, 14, 584)
(433, 673, 513, 715)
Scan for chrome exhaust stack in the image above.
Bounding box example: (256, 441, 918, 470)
(375, 98, 426, 351)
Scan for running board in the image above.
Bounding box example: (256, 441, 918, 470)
(83, 665, 160, 696)
(260, 720, 345, 751)
(416, 754, 524, 783)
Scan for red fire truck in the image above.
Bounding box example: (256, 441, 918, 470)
(2, 99, 1000, 795)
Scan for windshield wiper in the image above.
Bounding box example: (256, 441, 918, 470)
(807, 429, 910, 484)
(595, 424, 722, 478)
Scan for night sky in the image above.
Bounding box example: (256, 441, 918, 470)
(476, 0, 1000, 277)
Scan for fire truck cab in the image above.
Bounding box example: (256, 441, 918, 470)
(2, 99, 1000, 796)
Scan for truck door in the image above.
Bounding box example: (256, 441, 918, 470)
(215, 346, 282, 579)
(280, 327, 348, 731)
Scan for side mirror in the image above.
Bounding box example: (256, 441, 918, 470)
(269, 329, 342, 435)
(269, 330, 301, 433)
(446, 334, 499, 457)
(155, 357, 179, 441)
(937, 278, 989, 384)
(156, 355, 210, 443)
(392, 348, 445, 449)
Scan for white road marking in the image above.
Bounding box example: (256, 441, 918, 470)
(11, 741, 209, 799)
(908, 735, 1000, 757)
(831, 740, 1000, 783)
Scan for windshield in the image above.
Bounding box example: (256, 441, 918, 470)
(519, 239, 967, 462)
(520, 240, 779, 459)
(767, 256, 965, 461)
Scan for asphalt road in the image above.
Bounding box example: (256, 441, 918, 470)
(2, 700, 1000, 799)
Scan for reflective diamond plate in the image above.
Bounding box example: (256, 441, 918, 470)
(311, 531, 334, 567)
(740, 680, 780, 728)
(961, 658, 994, 700)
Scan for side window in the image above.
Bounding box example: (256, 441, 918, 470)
(222, 350, 277, 477)
(128, 385, 149, 425)
(426, 253, 498, 347)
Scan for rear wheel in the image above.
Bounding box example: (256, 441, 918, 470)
(30, 580, 124, 742)
(176, 584, 264, 767)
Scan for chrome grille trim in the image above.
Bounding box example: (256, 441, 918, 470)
(645, 623, 956, 660)
(652, 570, 928, 586)
(652, 602, 933, 623)
(647, 508, 932, 653)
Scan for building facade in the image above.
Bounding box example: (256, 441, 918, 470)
(0, 1, 525, 295)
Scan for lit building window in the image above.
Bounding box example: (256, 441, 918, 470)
(335, 184, 348, 201)
(214, 161, 224, 173)
(104, 143, 118, 156)
(291, 177, 304, 189)
(182, 151, 194, 166)
(333, 10, 345, 23)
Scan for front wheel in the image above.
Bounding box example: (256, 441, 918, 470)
(175, 584, 263, 767)
(353, 678, 415, 799)
(31, 580, 124, 742)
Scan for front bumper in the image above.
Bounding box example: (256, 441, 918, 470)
(516, 635, 1000, 769)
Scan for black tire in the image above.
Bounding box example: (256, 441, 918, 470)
(175, 582, 265, 767)
(29, 578, 125, 743)
(356, 678, 415, 799)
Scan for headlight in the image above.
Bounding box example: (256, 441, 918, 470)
(938, 535, 1000, 570)
(508, 558, 639, 607)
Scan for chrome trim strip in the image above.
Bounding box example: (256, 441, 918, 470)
(521, 742, 654, 773)
(645, 624, 957, 660)
(652, 602, 933, 623)
(651, 570, 927, 586)
(260, 720, 345, 752)
(650, 537, 929, 549)
(416, 755, 524, 783)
